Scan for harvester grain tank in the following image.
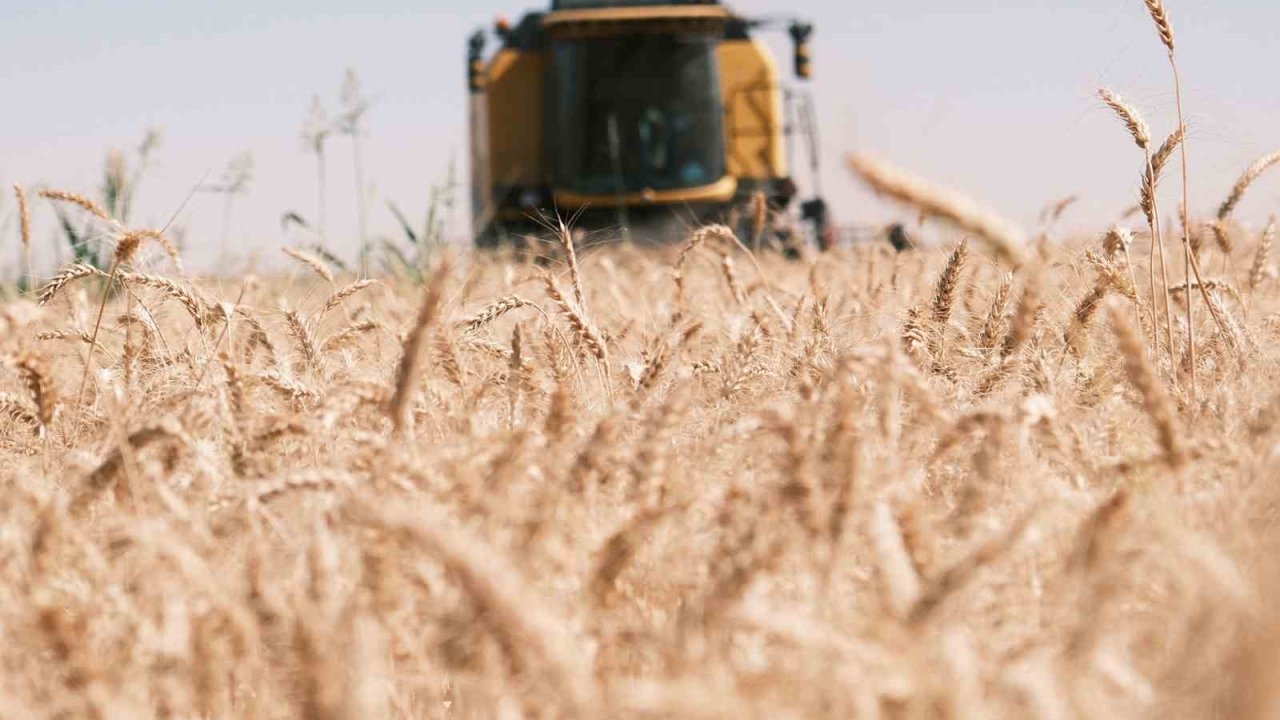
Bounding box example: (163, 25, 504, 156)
(467, 0, 828, 248)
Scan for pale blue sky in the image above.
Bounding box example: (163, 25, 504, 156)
(3, 0, 1280, 271)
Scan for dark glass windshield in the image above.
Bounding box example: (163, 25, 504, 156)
(551, 34, 725, 195)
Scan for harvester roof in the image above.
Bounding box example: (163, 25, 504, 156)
(551, 0, 719, 8)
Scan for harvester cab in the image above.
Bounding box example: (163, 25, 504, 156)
(467, 0, 828, 250)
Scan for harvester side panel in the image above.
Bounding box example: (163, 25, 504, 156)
(469, 90, 491, 232)
(478, 48, 545, 227)
(718, 39, 787, 185)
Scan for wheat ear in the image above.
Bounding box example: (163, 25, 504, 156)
(13, 185, 32, 291)
(930, 238, 969, 326)
(38, 189, 113, 223)
(1248, 217, 1275, 293)
(1110, 303, 1185, 468)
(1143, 0, 1175, 53)
(1218, 151, 1280, 222)
(320, 278, 378, 315)
(36, 263, 106, 306)
(387, 261, 449, 436)
(848, 153, 1027, 266)
(282, 246, 335, 283)
(346, 499, 598, 711)
(459, 295, 531, 333)
(556, 217, 587, 312)
(1098, 88, 1151, 150)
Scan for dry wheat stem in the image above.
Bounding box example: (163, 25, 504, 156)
(1149, 14, 1208, 400)
(1142, 129, 1182, 375)
(71, 258, 122, 437)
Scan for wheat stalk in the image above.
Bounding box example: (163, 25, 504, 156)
(1141, 125, 1185, 371)
(1139, 0, 1233, 400)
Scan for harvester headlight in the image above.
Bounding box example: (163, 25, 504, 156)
(518, 189, 541, 208)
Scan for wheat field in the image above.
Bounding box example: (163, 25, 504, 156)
(4, 206, 1280, 719)
(6, 2, 1280, 719)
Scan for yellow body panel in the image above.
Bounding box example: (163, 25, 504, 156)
(472, 48, 544, 229)
(718, 38, 786, 181)
(553, 174, 738, 209)
(485, 49, 544, 189)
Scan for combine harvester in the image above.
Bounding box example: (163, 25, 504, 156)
(466, 0, 829, 249)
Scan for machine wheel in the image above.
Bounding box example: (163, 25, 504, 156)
(800, 198, 834, 251)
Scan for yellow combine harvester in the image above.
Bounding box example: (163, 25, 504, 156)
(467, 0, 828, 248)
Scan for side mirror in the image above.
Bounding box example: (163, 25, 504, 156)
(788, 21, 813, 79)
(467, 30, 486, 92)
